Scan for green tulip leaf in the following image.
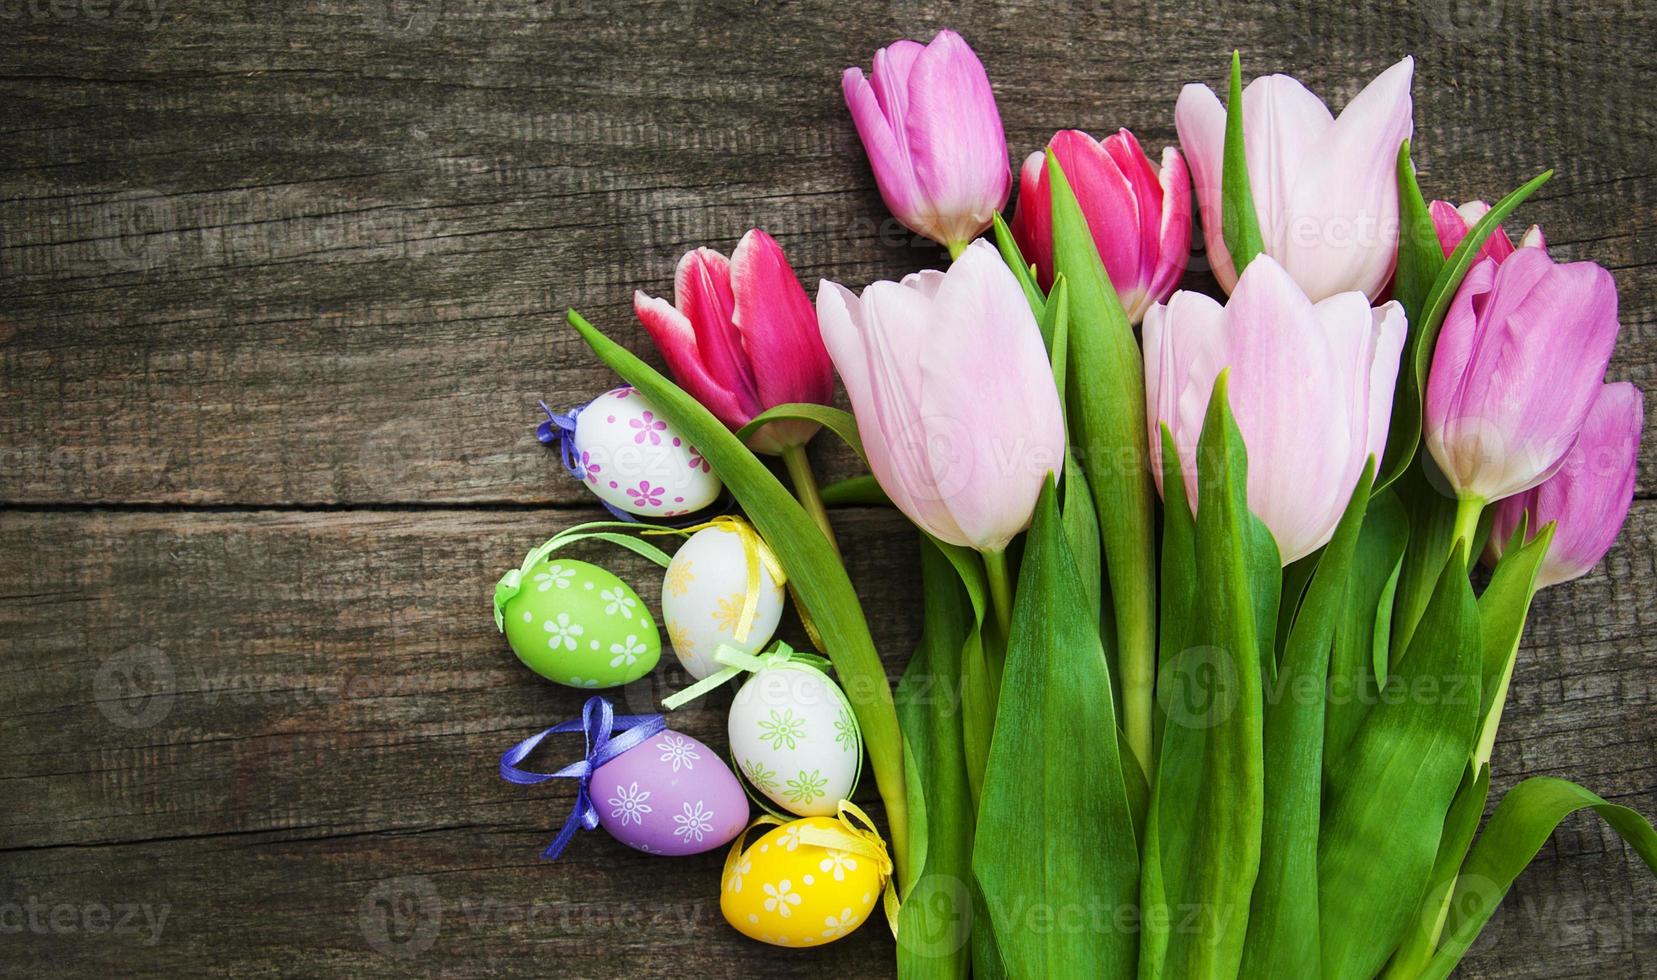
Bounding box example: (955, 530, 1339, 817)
(1222, 50, 1266, 273)
(1324, 488, 1410, 768)
(567, 309, 910, 869)
(1047, 149, 1159, 774)
(974, 477, 1139, 979)
(1240, 459, 1376, 979)
(1141, 373, 1266, 978)
(1377, 139, 1446, 489)
(735, 402, 867, 466)
(896, 537, 978, 979)
(991, 211, 1047, 319)
(1317, 541, 1482, 980)
(1420, 777, 1657, 980)
(1384, 762, 1490, 979)
(819, 474, 889, 508)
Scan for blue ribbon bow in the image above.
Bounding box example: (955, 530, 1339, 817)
(499, 696, 667, 860)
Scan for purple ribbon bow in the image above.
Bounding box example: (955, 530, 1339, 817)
(499, 696, 666, 860)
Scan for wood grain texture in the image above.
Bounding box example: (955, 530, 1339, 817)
(0, 0, 1653, 975)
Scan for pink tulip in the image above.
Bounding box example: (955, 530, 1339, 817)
(815, 240, 1065, 552)
(1429, 199, 1545, 265)
(1175, 58, 1414, 303)
(634, 230, 834, 454)
(1144, 255, 1406, 564)
(1009, 129, 1192, 324)
(1484, 382, 1643, 588)
(842, 30, 1011, 253)
(1424, 248, 1620, 503)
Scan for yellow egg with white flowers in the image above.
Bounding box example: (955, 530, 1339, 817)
(720, 816, 887, 948)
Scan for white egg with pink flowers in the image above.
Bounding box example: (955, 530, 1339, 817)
(571, 386, 723, 518)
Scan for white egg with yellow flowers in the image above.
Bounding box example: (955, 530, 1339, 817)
(661, 519, 785, 679)
(721, 815, 889, 948)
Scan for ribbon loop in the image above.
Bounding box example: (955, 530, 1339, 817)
(537, 401, 585, 480)
(660, 640, 833, 711)
(498, 696, 666, 860)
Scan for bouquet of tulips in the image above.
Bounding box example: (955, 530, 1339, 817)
(541, 28, 1655, 979)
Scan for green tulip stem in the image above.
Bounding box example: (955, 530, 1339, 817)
(1451, 494, 1485, 554)
(982, 546, 1015, 648)
(779, 442, 840, 559)
(946, 239, 969, 260)
(1473, 574, 1542, 770)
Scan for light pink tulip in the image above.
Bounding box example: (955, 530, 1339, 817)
(634, 230, 834, 454)
(1424, 248, 1620, 503)
(1429, 199, 1545, 265)
(1009, 128, 1192, 324)
(1175, 58, 1414, 302)
(1144, 255, 1407, 564)
(1485, 382, 1643, 588)
(815, 240, 1065, 551)
(842, 30, 1011, 252)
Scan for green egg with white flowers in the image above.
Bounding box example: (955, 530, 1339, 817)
(499, 558, 660, 688)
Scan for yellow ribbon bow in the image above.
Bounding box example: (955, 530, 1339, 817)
(645, 515, 785, 644)
(722, 801, 900, 939)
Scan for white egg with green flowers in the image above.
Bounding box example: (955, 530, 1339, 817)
(728, 663, 860, 816)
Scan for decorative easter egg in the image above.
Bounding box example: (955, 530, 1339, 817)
(728, 664, 861, 817)
(593, 729, 748, 855)
(662, 522, 785, 679)
(500, 558, 660, 689)
(721, 817, 884, 947)
(572, 386, 722, 518)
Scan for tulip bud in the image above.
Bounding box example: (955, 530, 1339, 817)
(1175, 58, 1414, 302)
(1485, 382, 1643, 588)
(1424, 249, 1620, 503)
(815, 240, 1065, 552)
(1010, 129, 1192, 324)
(842, 30, 1011, 253)
(1144, 255, 1406, 564)
(1429, 199, 1545, 265)
(634, 230, 835, 454)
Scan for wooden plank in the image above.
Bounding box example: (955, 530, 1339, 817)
(1, 504, 1654, 975)
(0, 0, 1652, 504)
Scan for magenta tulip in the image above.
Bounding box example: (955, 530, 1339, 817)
(815, 240, 1065, 552)
(842, 30, 1011, 254)
(1485, 382, 1643, 588)
(1424, 248, 1620, 504)
(634, 230, 834, 454)
(1009, 128, 1192, 324)
(1176, 58, 1414, 303)
(1144, 255, 1406, 564)
(1429, 199, 1545, 265)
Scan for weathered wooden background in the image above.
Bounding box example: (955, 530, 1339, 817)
(1, 0, 1653, 975)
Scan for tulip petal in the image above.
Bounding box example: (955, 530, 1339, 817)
(843, 66, 923, 232)
(1524, 382, 1643, 587)
(1242, 73, 1335, 252)
(1010, 150, 1053, 287)
(1427, 249, 1621, 499)
(904, 29, 1010, 246)
(731, 230, 834, 412)
(1175, 82, 1235, 290)
(920, 241, 1064, 550)
(1280, 57, 1413, 301)
(674, 247, 762, 418)
(1150, 145, 1194, 316)
(1143, 288, 1226, 509)
(633, 289, 751, 428)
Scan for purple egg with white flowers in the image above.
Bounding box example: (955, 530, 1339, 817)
(593, 729, 748, 855)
